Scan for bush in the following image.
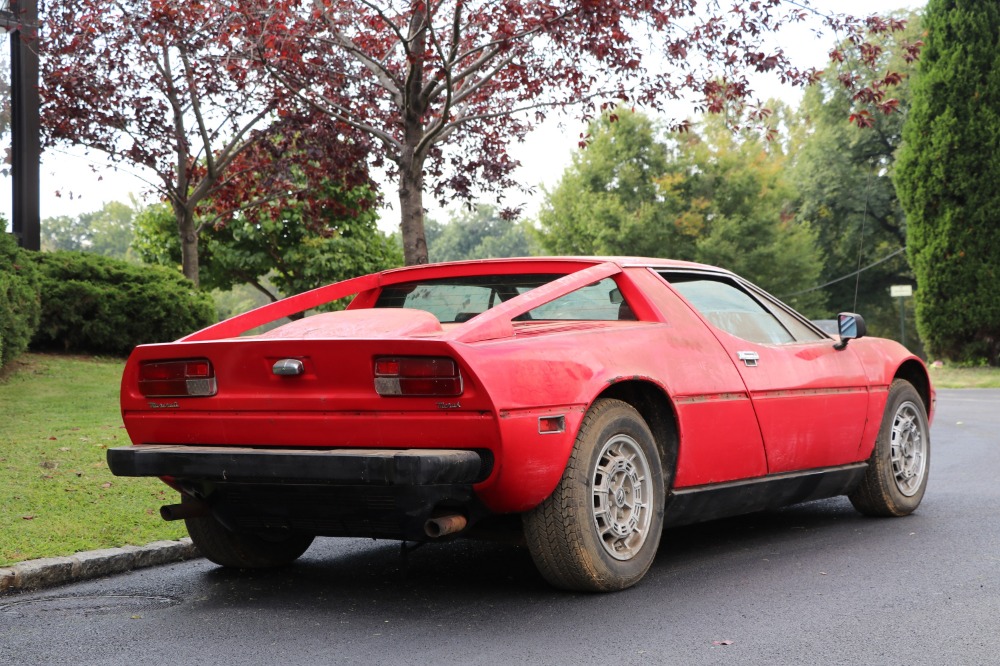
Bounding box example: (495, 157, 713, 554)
(29, 251, 216, 356)
(0, 232, 42, 370)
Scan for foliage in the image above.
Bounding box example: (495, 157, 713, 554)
(210, 281, 277, 322)
(0, 231, 42, 370)
(134, 180, 401, 304)
(427, 205, 539, 263)
(537, 111, 682, 259)
(234, 0, 916, 266)
(40, 1, 368, 286)
(0, 354, 186, 565)
(41, 200, 138, 260)
(537, 108, 824, 315)
(788, 12, 922, 344)
(895, 0, 1000, 364)
(28, 251, 215, 356)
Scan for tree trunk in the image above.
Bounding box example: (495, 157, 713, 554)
(175, 203, 200, 286)
(398, 154, 428, 265)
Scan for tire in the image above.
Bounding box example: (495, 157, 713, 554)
(849, 380, 930, 517)
(183, 495, 315, 568)
(523, 398, 666, 592)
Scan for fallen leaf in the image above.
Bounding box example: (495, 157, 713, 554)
(819, 572, 828, 575)
(101, 482, 112, 489)
(48, 437, 57, 441)
(713, 640, 734, 646)
(22, 515, 35, 521)
(59, 447, 70, 452)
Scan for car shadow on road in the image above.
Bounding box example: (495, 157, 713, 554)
(188, 496, 872, 609)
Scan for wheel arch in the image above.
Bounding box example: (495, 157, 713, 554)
(595, 379, 679, 487)
(894, 359, 933, 416)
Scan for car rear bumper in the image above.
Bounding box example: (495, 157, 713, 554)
(107, 446, 489, 540)
(107, 445, 485, 485)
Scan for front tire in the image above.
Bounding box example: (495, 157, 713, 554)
(183, 495, 315, 568)
(523, 399, 666, 592)
(849, 380, 930, 517)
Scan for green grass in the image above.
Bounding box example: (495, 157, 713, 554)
(929, 364, 1000, 389)
(0, 354, 185, 566)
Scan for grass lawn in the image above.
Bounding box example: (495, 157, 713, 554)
(0, 353, 185, 567)
(928, 364, 1000, 389)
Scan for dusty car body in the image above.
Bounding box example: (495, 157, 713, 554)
(108, 257, 933, 591)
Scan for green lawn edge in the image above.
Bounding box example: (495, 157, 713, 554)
(1, 353, 186, 566)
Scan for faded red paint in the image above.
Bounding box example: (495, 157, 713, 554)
(120, 257, 931, 514)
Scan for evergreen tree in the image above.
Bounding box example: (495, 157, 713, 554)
(895, 0, 1000, 364)
(790, 12, 921, 343)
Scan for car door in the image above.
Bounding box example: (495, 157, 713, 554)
(660, 271, 870, 474)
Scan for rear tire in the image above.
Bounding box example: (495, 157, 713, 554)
(849, 380, 930, 517)
(523, 399, 665, 592)
(183, 495, 314, 568)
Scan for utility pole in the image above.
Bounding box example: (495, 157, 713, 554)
(3, 0, 40, 250)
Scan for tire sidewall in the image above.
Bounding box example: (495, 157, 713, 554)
(572, 401, 665, 587)
(875, 382, 931, 514)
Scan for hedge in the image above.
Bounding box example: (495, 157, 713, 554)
(29, 251, 216, 356)
(0, 232, 42, 370)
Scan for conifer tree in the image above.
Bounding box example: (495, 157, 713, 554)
(895, 0, 1000, 364)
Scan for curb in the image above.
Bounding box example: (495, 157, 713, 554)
(0, 538, 200, 595)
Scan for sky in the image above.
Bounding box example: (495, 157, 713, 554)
(2, 0, 922, 234)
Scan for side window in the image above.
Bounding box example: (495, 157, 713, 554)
(665, 276, 795, 344)
(526, 278, 629, 321)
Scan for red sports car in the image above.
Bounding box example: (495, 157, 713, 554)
(108, 257, 932, 591)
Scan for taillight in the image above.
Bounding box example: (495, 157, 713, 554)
(374, 356, 463, 397)
(138, 359, 217, 397)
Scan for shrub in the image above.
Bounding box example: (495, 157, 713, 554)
(0, 232, 42, 370)
(29, 251, 216, 356)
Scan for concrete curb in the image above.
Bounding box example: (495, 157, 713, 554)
(0, 538, 200, 595)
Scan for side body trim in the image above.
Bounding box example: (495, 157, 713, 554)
(664, 463, 868, 527)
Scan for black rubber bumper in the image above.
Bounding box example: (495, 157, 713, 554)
(107, 445, 484, 486)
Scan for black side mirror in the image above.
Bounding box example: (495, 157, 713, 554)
(834, 312, 867, 350)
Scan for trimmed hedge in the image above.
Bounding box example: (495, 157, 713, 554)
(0, 232, 42, 370)
(29, 251, 216, 356)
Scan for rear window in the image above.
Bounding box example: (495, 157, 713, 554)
(373, 274, 629, 323)
(374, 274, 559, 323)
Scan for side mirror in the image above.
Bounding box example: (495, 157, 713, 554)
(834, 312, 867, 350)
(609, 287, 624, 305)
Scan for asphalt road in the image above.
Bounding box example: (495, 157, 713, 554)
(2, 389, 998, 666)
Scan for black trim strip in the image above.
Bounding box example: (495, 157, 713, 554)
(665, 463, 868, 527)
(107, 445, 483, 486)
